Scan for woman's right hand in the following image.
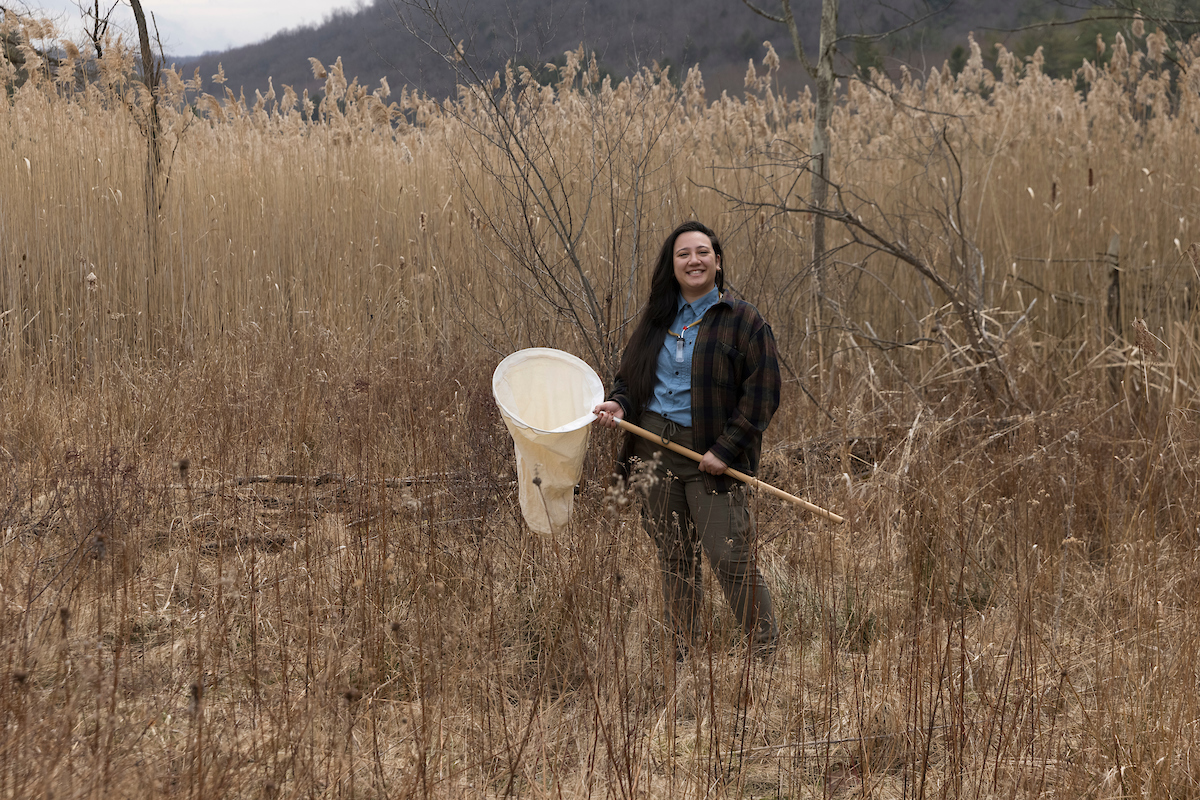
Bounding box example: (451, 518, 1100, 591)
(592, 400, 624, 429)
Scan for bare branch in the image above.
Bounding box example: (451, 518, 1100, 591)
(700, 134, 1024, 411)
(739, 0, 786, 25)
(389, 0, 670, 375)
(836, 3, 955, 46)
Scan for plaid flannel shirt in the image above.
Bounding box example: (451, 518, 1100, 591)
(610, 295, 781, 492)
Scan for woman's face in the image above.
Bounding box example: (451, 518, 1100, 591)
(672, 231, 721, 302)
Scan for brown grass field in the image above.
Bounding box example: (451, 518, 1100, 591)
(3, 12, 1200, 799)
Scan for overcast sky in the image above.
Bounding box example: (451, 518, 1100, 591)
(25, 0, 361, 58)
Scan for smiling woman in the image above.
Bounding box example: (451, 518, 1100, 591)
(592, 221, 782, 660)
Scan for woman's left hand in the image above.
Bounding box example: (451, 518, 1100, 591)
(698, 450, 727, 475)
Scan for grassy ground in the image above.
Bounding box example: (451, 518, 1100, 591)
(3, 336, 1198, 798)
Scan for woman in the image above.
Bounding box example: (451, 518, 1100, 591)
(593, 221, 781, 658)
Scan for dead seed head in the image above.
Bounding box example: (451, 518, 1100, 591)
(1133, 318, 1160, 359)
(188, 682, 203, 715)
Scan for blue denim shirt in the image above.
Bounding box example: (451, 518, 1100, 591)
(647, 286, 721, 425)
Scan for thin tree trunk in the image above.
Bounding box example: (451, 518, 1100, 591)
(129, 0, 161, 286)
(811, 0, 838, 313)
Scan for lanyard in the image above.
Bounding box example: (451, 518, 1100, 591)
(667, 318, 703, 363)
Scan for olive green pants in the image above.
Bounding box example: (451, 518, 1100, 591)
(633, 412, 778, 654)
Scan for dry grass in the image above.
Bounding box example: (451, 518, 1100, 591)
(4, 12, 1200, 799)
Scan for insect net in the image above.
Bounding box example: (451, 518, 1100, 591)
(492, 348, 605, 534)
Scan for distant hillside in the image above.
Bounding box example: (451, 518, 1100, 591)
(174, 0, 1092, 101)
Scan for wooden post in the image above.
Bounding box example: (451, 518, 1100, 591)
(1105, 234, 1121, 395)
(1105, 234, 1121, 338)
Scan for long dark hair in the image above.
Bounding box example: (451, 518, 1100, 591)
(615, 221, 725, 415)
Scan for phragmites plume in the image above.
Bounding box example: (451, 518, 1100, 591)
(281, 83, 298, 115)
(1147, 29, 1167, 64)
(212, 62, 226, 85)
(324, 57, 347, 104)
(308, 57, 327, 80)
(23, 16, 53, 40)
(17, 43, 43, 78)
(1132, 318, 1160, 360)
(201, 94, 225, 122)
(367, 96, 390, 126)
(1132, 15, 1145, 39)
(1082, 59, 1097, 85)
(1110, 32, 1130, 77)
(761, 40, 780, 74)
(683, 64, 705, 108)
(162, 67, 186, 102)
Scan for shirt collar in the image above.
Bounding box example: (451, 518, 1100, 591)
(678, 286, 722, 317)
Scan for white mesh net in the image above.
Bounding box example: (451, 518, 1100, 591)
(492, 348, 604, 534)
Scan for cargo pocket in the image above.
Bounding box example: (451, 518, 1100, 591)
(727, 485, 755, 543)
